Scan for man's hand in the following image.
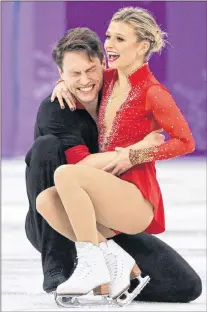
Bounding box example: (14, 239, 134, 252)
(103, 147, 131, 176)
(103, 129, 165, 176)
(51, 80, 77, 111)
(141, 128, 165, 149)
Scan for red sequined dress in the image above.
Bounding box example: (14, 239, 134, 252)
(98, 63, 195, 234)
(66, 63, 195, 234)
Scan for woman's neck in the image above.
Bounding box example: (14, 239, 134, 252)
(117, 60, 145, 87)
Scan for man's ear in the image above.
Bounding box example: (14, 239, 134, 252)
(58, 67, 64, 79)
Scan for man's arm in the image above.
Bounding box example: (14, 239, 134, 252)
(68, 147, 119, 170)
(34, 96, 116, 168)
(35, 95, 87, 150)
(35, 96, 162, 171)
(37, 96, 120, 168)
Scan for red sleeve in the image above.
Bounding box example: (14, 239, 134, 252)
(65, 145, 91, 164)
(145, 85, 195, 161)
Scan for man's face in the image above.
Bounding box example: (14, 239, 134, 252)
(59, 51, 104, 105)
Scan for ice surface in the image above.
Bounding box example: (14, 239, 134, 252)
(1, 158, 206, 311)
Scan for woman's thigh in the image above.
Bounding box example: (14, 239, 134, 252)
(55, 165, 154, 235)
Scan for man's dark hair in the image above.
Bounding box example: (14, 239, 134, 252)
(52, 27, 104, 70)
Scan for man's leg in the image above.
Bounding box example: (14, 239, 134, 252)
(25, 135, 76, 292)
(114, 233, 202, 303)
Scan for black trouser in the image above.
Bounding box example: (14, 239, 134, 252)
(25, 135, 75, 278)
(25, 134, 202, 302)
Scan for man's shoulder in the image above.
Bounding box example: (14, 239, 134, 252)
(38, 94, 72, 115)
(41, 94, 52, 105)
(37, 94, 75, 125)
(39, 94, 61, 112)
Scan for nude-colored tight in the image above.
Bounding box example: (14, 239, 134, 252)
(36, 164, 153, 246)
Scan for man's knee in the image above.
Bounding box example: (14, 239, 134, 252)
(185, 273, 202, 302)
(27, 135, 63, 165)
(173, 266, 202, 303)
(33, 135, 62, 156)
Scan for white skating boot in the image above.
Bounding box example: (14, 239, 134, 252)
(100, 240, 150, 306)
(55, 242, 111, 307)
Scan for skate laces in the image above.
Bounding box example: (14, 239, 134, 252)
(106, 252, 118, 283)
(76, 243, 94, 260)
(72, 254, 91, 280)
(71, 244, 98, 280)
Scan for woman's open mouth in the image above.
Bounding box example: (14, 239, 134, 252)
(107, 52, 120, 62)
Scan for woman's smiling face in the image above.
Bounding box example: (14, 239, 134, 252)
(104, 21, 144, 72)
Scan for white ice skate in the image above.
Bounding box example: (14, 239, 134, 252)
(100, 240, 150, 307)
(55, 242, 111, 307)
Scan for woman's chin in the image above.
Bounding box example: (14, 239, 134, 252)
(107, 62, 119, 69)
(107, 60, 126, 71)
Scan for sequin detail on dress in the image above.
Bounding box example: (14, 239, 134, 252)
(99, 65, 151, 153)
(97, 63, 195, 235)
(129, 147, 159, 165)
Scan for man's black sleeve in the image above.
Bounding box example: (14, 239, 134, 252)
(34, 95, 87, 150)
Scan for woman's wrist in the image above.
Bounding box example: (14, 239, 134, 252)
(126, 140, 146, 151)
(114, 142, 145, 160)
(124, 141, 151, 166)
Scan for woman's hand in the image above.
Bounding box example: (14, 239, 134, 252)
(103, 129, 165, 176)
(50, 80, 77, 111)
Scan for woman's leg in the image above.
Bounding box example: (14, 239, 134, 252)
(37, 166, 152, 301)
(36, 186, 117, 243)
(53, 164, 153, 245)
(51, 164, 153, 301)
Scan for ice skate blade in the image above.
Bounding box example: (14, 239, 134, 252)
(116, 275, 150, 307)
(54, 292, 112, 308)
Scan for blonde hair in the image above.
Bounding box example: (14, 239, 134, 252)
(111, 7, 168, 59)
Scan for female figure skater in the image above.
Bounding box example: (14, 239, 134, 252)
(36, 7, 195, 307)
